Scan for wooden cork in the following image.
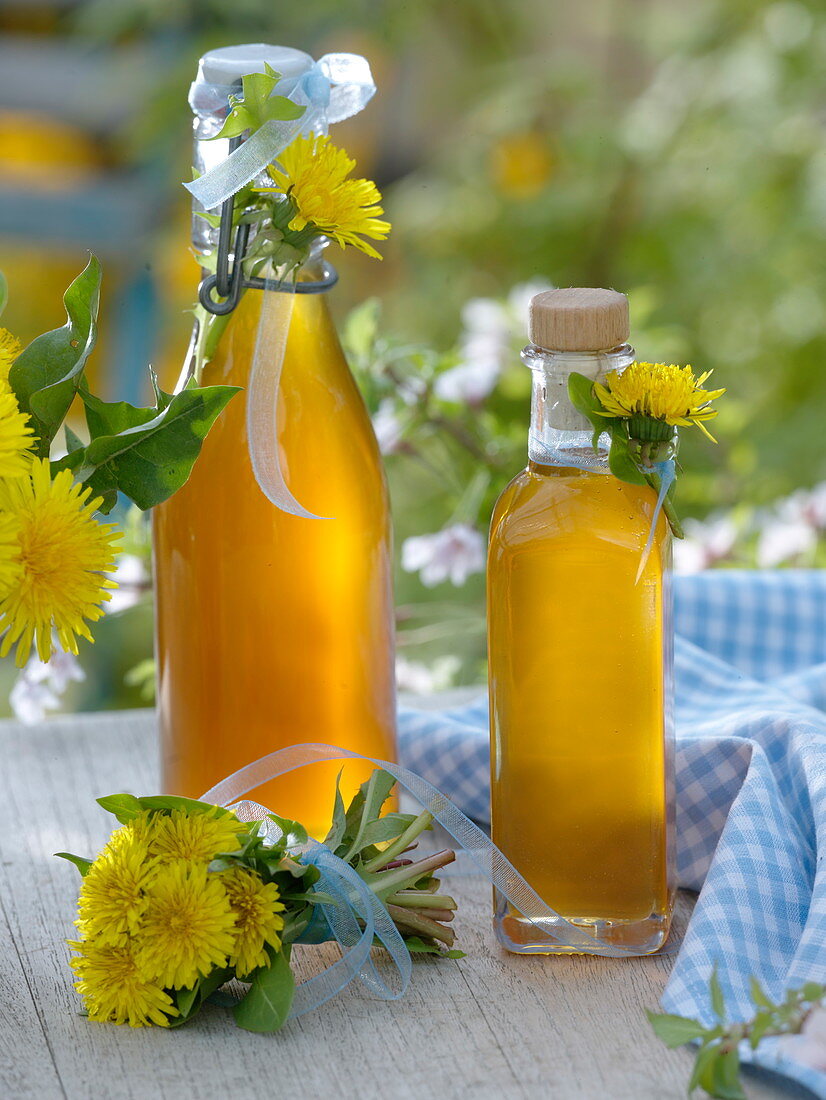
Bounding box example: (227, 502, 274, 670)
(529, 288, 629, 352)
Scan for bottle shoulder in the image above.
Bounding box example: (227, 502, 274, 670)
(490, 464, 670, 555)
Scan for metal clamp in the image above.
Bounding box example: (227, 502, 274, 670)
(198, 136, 339, 315)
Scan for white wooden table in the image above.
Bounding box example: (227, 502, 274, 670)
(0, 710, 814, 1100)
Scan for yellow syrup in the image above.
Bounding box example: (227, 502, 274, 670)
(153, 286, 397, 836)
(488, 460, 674, 951)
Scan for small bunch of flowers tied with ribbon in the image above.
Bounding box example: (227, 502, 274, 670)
(59, 769, 461, 1032)
(568, 361, 726, 556)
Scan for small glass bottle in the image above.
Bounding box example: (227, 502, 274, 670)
(153, 47, 397, 837)
(488, 288, 675, 954)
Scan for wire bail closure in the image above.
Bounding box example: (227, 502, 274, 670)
(198, 138, 339, 316)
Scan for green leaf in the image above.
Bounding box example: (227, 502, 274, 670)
(281, 890, 337, 906)
(213, 64, 305, 140)
(323, 768, 348, 852)
(689, 1043, 722, 1095)
(96, 792, 143, 823)
(54, 852, 93, 876)
(136, 794, 240, 818)
(711, 1047, 746, 1100)
(342, 298, 380, 361)
(168, 967, 234, 1027)
(710, 965, 726, 1022)
(358, 813, 419, 849)
(749, 976, 773, 1009)
(405, 935, 466, 959)
(176, 986, 198, 1017)
(801, 981, 825, 1002)
(266, 814, 308, 848)
(233, 948, 295, 1033)
(567, 371, 611, 450)
(749, 1010, 774, 1049)
(56, 380, 239, 512)
(342, 769, 398, 860)
(647, 1010, 709, 1049)
(149, 367, 173, 412)
(0, 271, 7, 319)
(195, 210, 222, 228)
(64, 424, 86, 454)
(9, 256, 101, 456)
(608, 427, 647, 485)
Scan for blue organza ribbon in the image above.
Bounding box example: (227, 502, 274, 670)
(185, 53, 376, 210)
(637, 457, 676, 582)
(201, 742, 678, 1021)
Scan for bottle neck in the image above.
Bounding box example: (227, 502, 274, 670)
(523, 342, 634, 471)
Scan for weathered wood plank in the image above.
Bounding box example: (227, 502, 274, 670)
(0, 711, 812, 1099)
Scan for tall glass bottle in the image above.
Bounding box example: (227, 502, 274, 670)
(153, 47, 396, 837)
(488, 288, 675, 954)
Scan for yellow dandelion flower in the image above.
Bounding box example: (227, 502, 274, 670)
(264, 134, 391, 259)
(0, 512, 21, 597)
(222, 866, 285, 978)
(0, 390, 34, 479)
(69, 937, 178, 1028)
(0, 459, 120, 666)
(76, 815, 157, 945)
(149, 807, 247, 867)
(136, 862, 236, 990)
(594, 361, 726, 442)
(0, 327, 22, 390)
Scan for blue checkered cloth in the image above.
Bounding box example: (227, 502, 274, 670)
(398, 570, 826, 1098)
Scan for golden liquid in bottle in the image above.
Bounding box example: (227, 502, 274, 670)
(488, 460, 673, 952)
(153, 287, 397, 837)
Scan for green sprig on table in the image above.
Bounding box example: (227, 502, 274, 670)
(648, 968, 826, 1098)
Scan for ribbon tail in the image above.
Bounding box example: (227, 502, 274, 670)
(294, 843, 410, 1016)
(246, 282, 328, 520)
(636, 458, 675, 584)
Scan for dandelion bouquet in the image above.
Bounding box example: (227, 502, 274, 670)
(59, 769, 460, 1031)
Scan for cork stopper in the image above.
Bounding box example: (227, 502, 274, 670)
(529, 288, 629, 352)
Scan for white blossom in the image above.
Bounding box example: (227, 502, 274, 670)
(434, 297, 509, 405)
(105, 553, 150, 614)
(401, 523, 486, 587)
(396, 655, 461, 695)
(756, 495, 818, 567)
(372, 399, 404, 455)
(433, 359, 502, 404)
(507, 279, 554, 326)
(674, 516, 738, 573)
(783, 1007, 826, 1071)
(10, 646, 85, 726)
(434, 282, 553, 406)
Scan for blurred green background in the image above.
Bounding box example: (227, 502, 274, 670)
(0, 0, 824, 713)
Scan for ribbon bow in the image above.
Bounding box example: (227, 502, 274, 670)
(185, 53, 376, 211)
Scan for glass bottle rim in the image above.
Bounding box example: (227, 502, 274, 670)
(521, 342, 634, 373)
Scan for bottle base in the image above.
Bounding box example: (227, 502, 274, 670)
(493, 890, 672, 956)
